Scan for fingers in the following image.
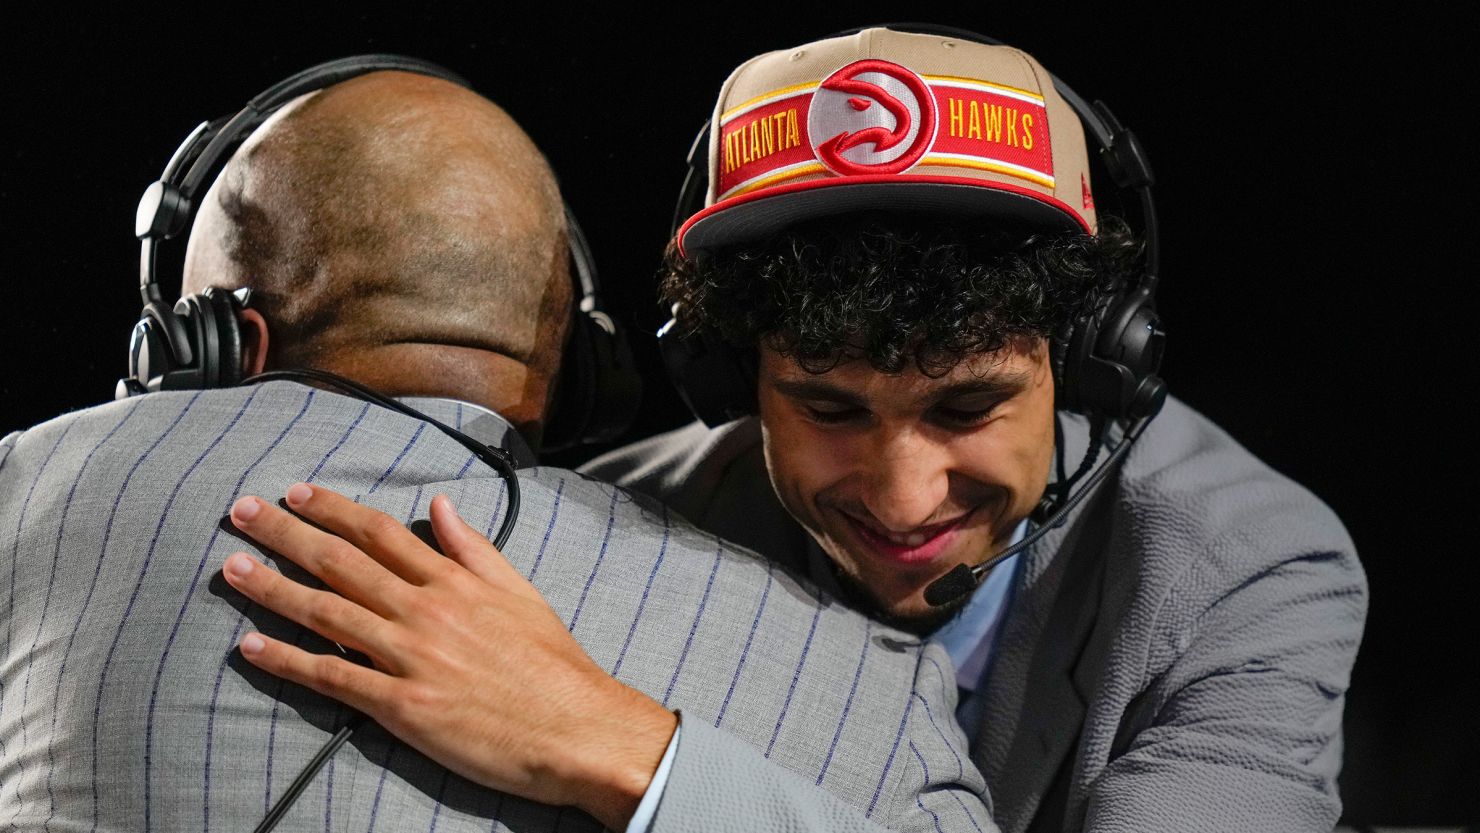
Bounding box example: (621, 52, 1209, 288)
(428, 494, 525, 588)
(229, 494, 404, 617)
(236, 629, 393, 717)
(223, 552, 400, 669)
(282, 483, 445, 585)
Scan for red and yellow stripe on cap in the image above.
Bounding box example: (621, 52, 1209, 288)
(714, 67, 1056, 203)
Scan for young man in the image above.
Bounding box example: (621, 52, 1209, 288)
(585, 26, 1368, 833)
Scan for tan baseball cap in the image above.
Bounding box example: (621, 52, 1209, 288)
(677, 27, 1097, 255)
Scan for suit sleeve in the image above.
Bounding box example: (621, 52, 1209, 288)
(1082, 546, 1368, 833)
(648, 642, 1001, 833)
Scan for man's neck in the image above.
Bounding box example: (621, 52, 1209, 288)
(310, 342, 550, 446)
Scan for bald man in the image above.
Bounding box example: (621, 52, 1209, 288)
(0, 67, 992, 832)
(185, 70, 574, 442)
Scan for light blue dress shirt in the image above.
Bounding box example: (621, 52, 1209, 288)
(930, 522, 1027, 739)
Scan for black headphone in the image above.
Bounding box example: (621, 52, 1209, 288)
(658, 23, 1167, 427)
(120, 54, 642, 452)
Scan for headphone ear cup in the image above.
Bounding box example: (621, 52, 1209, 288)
(542, 312, 599, 452)
(1049, 306, 1078, 406)
(1056, 284, 1167, 420)
(581, 310, 642, 443)
(1094, 289, 1167, 419)
(1053, 286, 1113, 416)
(205, 287, 245, 387)
(543, 310, 645, 452)
(658, 315, 758, 427)
(124, 302, 180, 394)
(123, 289, 244, 396)
(166, 287, 247, 390)
(542, 205, 644, 452)
(175, 294, 216, 389)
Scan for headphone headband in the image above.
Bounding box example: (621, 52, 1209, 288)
(136, 57, 466, 283)
(122, 55, 641, 449)
(181, 56, 469, 202)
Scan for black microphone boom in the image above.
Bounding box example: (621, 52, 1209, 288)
(923, 415, 1152, 607)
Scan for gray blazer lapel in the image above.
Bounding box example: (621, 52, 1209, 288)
(974, 477, 1113, 833)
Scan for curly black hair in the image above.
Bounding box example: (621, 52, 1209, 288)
(661, 212, 1143, 376)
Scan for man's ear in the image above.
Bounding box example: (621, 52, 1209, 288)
(239, 307, 270, 377)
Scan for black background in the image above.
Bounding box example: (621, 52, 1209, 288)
(2, 3, 1474, 825)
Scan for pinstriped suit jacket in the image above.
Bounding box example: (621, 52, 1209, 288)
(0, 381, 997, 832)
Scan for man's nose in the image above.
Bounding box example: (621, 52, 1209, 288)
(859, 429, 951, 532)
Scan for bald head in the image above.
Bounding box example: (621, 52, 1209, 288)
(184, 70, 572, 433)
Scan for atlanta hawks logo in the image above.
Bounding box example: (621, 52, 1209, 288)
(808, 59, 938, 176)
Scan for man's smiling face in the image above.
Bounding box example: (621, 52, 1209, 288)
(756, 337, 1056, 629)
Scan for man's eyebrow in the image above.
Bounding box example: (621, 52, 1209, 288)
(770, 378, 867, 405)
(769, 369, 1035, 406)
(924, 372, 1035, 405)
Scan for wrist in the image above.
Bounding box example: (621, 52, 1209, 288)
(569, 680, 678, 831)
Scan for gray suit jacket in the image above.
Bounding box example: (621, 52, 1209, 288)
(582, 397, 1368, 833)
(0, 381, 995, 832)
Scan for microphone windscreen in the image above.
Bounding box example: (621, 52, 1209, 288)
(924, 563, 978, 607)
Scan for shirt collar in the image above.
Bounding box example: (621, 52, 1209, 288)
(394, 396, 537, 468)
